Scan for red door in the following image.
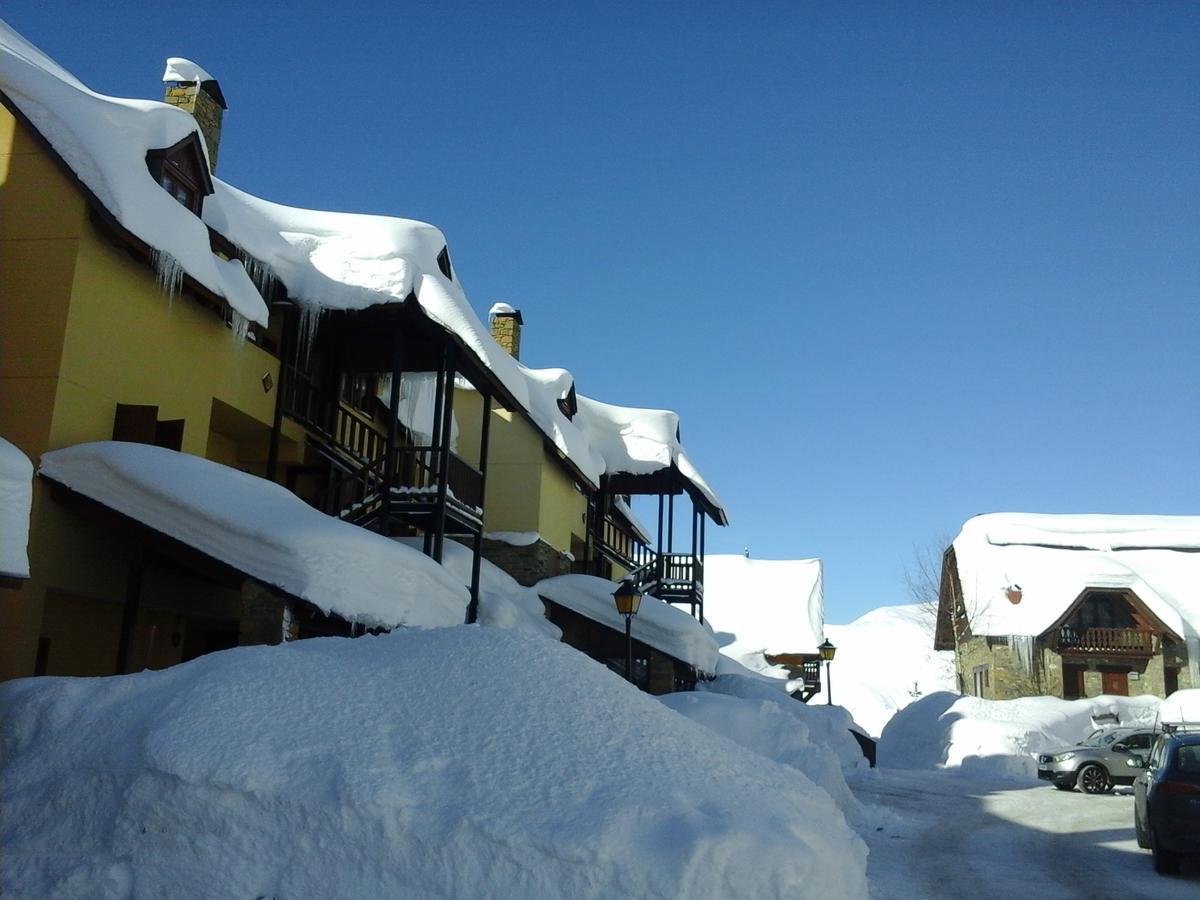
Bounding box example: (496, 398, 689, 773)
(1101, 669, 1129, 696)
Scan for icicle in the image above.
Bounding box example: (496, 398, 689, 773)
(294, 303, 322, 365)
(150, 248, 184, 307)
(229, 309, 250, 344)
(242, 257, 279, 296)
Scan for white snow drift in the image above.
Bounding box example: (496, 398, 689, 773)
(0, 627, 868, 899)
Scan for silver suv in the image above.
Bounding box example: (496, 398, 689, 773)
(1037, 727, 1158, 794)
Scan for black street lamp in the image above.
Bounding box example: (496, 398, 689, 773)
(818, 638, 837, 706)
(613, 579, 643, 684)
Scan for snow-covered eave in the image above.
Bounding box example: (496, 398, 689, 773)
(0, 88, 253, 331)
(602, 463, 729, 527)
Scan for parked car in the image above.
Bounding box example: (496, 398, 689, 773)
(1036, 726, 1157, 794)
(1133, 728, 1200, 875)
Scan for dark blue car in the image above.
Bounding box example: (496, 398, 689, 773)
(1133, 728, 1200, 875)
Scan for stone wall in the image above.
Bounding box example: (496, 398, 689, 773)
(239, 580, 297, 646)
(482, 537, 573, 587)
(957, 634, 1193, 700)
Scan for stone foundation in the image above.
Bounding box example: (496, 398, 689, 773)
(482, 537, 573, 587)
(239, 580, 298, 646)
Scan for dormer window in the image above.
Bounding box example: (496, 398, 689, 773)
(146, 133, 214, 216)
(437, 245, 453, 280)
(557, 383, 578, 419)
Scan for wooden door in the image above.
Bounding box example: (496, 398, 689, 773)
(1063, 663, 1086, 699)
(1101, 669, 1129, 696)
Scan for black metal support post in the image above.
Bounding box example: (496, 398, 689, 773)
(432, 348, 456, 563)
(265, 304, 293, 483)
(625, 612, 634, 684)
(115, 551, 144, 675)
(381, 334, 403, 535)
(826, 659, 833, 706)
(466, 394, 492, 624)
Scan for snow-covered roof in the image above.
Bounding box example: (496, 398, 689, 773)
(536, 574, 720, 674)
(704, 555, 825, 665)
(0, 20, 727, 523)
(0, 21, 267, 326)
(951, 513, 1200, 640)
(38, 442, 469, 628)
(575, 395, 728, 524)
(0, 437, 33, 579)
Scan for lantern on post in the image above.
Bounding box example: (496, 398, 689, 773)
(613, 579, 643, 684)
(818, 638, 837, 706)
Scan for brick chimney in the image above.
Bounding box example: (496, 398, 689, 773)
(489, 303, 523, 360)
(162, 58, 227, 173)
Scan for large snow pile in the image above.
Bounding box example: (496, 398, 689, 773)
(663, 676, 868, 825)
(0, 628, 868, 899)
(1159, 688, 1200, 725)
(0, 436, 33, 579)
(809, 604, 957, 737)
(950, 513, 1200, 645)
(537, 573, 720, 674)
(39, 442, 468, 628)
(878, 691, 1161, 778)
(704, 555, 824, 675)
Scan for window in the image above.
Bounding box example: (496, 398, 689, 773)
(436, 245, 453, 280)
(146, 134, 214, 216)
(972, 664, 990, 697)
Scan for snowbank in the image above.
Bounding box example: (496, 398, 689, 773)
(1160, 688, 1200, 725)
(0, 628, 868, 899)
(0, 436, 33, 579)
(878, 692, 1161, 778)
(39, 442, 468, 628)
(537, 574, 720, 674)
(704, 555, 824, 673)
(809, 604, 957, 737)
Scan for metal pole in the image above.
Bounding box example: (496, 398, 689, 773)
(625, 613, 633, 684)
(826, 660, 833, 706)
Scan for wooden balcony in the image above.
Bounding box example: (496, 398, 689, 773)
(597, 514, 654, 572)
(1055, 626, 1158, 656)
(628, 553, 704, 609)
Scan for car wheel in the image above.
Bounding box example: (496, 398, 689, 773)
(1054, 782, 1074, 792)
(1134, 806, 1150, 849)
(1077, 764, 1111, 794)
(1151, 828, 1181, 875)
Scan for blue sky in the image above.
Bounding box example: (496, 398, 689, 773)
(6, 2, 1197, 623)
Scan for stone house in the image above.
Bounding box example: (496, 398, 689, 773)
(935, 513, 1200, 701)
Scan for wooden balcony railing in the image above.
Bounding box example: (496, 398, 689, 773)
(1056, 627, 1158, 655)
(598, 515, 654, 572)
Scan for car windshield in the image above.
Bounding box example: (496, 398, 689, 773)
(1078, 730, 1128, 748)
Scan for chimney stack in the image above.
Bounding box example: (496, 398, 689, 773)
(162, 58, 227, 173)
(488, 303, 523, 360)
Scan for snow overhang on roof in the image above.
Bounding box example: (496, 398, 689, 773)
(0, 20, 266, 326)
(536, 574, 719, 674)
(38, 442, 470, 628)
(950, 513, 1200, 640)
(703, 556, 824, 658)
(575, 395, 729, 525)
(0, 436, 33, 580)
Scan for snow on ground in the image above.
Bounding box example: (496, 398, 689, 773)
(878, 692, 1161, 778)
(663, 675, 868, 825)
(39, 442, 469, 628)
(0, 436, 33, 579)
(0, 627, 868, 899)
(537, 574, 720, 674)
(808, 604, 957, 737)
(855, 768, 1200, 898)
(703, 555, 824, 677)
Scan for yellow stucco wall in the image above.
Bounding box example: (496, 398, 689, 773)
(455, 388, 588, 556)
(0, 106, 295, 679)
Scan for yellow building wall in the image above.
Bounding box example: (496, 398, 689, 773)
(455, 388, 590, 557)
(0, 106, 295, 679)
